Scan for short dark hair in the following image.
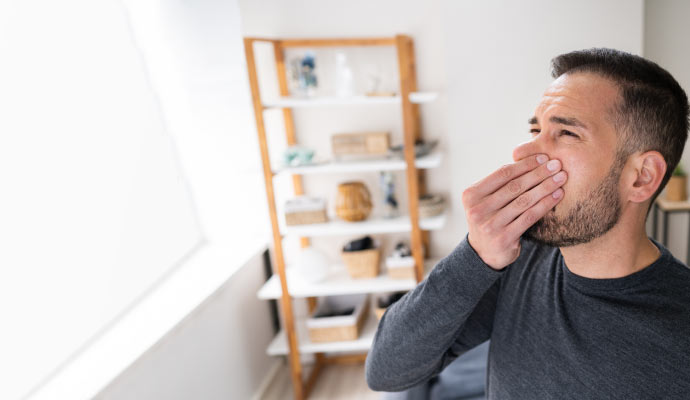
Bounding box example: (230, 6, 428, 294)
(551, 48, 689, 206)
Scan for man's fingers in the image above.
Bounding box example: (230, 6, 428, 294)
(462, 151, 563, 270)
(485, 160, 564, 215)
(464, 154, 548, 203)
(504, 188, 565, 240)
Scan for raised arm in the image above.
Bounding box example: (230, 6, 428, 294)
(365, 237, 502, 392)
(365, 154, 566, 391)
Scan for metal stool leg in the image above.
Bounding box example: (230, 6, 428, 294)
(653, 203, 658, 240)
(686, 212, 690, 265)
(663, 210, 669, 247)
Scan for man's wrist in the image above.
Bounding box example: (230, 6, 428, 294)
(465, 233, 510, 272)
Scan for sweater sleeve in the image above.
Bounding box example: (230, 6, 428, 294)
(365, 235, 504, 392)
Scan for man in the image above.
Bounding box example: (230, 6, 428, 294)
(365, 48, 690, 399)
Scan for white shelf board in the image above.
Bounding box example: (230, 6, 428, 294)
(258, 259, 437, 300)
(267, 310, 380, 356)
(280, 212, 446, 237)
(262, 91, 438, 109)
(409, 92, 438, 103)
(274, 151, 442, 176)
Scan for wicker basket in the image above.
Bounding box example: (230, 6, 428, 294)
(386, 246, 423, 280)
(341, 247, 380, 279)
(374, 292, 406, 321)
(284, 196, 328, 226)
(307, 295, 369, 342)
(331, 132, 390, 158)
(285, 209, 327, 225)
(387, 264, 416, 279)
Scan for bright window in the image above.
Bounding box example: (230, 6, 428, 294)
(0, 1, 266, 398)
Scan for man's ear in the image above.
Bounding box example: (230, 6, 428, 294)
(627, 151, 667, 203)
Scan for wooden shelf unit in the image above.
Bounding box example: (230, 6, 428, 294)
(244, 35, 438, 400)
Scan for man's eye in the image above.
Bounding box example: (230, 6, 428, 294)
(530, 129, 540, 135)
(560, 130, 579, 138)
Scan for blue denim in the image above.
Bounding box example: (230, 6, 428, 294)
(379, 341, 488, 400)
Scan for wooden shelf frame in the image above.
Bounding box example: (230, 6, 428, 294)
(244, 35, 432, 400)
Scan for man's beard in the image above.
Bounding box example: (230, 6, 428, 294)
(524, 158, 624, 247)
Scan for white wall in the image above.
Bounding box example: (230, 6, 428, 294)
(97, 250, 277, 400)
(89, 0, 278, 399)
(121, 0, 269, 248)
(0, 1, 202, 399)
(644, 0, 690, 260)
(7, 0, 276, 399)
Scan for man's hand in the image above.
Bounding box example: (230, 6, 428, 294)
(462, 154, 567, 270)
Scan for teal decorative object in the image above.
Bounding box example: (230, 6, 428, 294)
(283, 145, 315, 167)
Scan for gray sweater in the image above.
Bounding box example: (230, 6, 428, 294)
(365, 236, 690, 399)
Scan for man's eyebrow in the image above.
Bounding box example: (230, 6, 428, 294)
(528, 115, 588, 129)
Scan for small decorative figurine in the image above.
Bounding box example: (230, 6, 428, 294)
(380, 171, 399, 218)
(287, 51, 318, 97)
(282, 145, 315, 167)
(299, 51, 317, 97)
(391, 241, 412, 258)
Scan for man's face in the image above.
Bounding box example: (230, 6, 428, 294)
(517, 72, 625, 247)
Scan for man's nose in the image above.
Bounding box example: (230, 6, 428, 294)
(512, 139, 545, 162)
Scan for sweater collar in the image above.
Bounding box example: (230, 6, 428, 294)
(560, 238, 671, 292)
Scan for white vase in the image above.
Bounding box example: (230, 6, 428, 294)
(334, 52, 354, 97)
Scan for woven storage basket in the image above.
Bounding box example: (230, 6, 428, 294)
(374, 292, 406, 321)
(386, 245, 424, 280)
(307, 296, 369, 343)
(284, 196, 328, 225)
(387, 265, 415, 279)
(331, 132, 390, 158)
(341, 247, 380, 279)
(285, 209, 327, 225)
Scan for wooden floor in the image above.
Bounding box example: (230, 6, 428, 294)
(262, 361, 382, 400)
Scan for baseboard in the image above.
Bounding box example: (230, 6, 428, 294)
(251, 359, 284, 400)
